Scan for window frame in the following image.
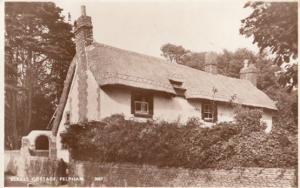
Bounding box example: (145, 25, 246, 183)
(203, 104, 213, 122)
(131, 91, 153, 118)
(202, 101, 217, 122)
(134, 100, 149, 115)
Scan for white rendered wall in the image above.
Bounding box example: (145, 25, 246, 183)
(100, 86, 202, 123)
(100, 87, 132, 119)
(217, 103, 235, 123)
(153, 95, 202, 123)
(86, 70, 101, 121)
(56, 67, 78, 162)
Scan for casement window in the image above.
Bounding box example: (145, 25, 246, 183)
(131, 92, 153, 118)
(135, 100, 149, 114)
(202, 102, 217, 122)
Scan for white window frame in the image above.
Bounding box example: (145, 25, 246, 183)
(134, 101, 149, 115)
(203, 104, 213, 121)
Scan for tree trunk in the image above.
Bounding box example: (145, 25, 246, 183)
(25, 51, 33, 134)
(11, 89, 18, 148)
(5, 42, 19, 149)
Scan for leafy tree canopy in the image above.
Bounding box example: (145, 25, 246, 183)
(240, 2, 297, 65)
(240, 2, 298, 90)
(161, 43, 190, 64)
(5, 2, 75, 148)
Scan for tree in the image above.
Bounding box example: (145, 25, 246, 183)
(5, 2, 75, 147)
(240, 2, 298, 90)
(161, 43, 190, 64)
(217, 48, 257, 78)
(161, 43, 205, 69)
(5, 37, 19, 149)
(181, 52, 206, 70)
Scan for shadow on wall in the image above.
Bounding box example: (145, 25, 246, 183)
(35, 135, 49, 150)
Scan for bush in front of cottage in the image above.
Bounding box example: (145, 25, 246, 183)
(60, 109, 297, 169)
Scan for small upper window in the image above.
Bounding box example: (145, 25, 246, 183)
(65, 111, 70, 124)
(131, 92, 153, 117)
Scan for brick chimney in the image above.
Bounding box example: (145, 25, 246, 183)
(74, 5, 93, 122)
(240, 59, 258, 86)
(204, 52, 218, 74)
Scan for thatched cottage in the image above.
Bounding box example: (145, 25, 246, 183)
(44, 6, 276, 161)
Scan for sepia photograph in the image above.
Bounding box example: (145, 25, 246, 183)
(3, 0, 298, 187)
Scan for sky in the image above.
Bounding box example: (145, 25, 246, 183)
(54, 0, 258, 58)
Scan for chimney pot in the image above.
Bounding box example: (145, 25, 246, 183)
(81, 5, 86, 16)
(243, 59, 249, 68)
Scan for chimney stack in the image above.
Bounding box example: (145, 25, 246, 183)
(74, 5, 93, 46)
(74, 5, 93, 122)
(240, 59, 258, 86)
(204, 52, 218, 74)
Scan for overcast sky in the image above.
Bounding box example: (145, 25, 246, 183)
(54, 0, 258, 58)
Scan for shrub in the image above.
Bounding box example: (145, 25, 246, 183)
(61, 113, 297, 169)
(234, 106, 266, 134)
(186, 117, 203, 127)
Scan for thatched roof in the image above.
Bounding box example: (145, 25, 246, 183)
(87, 42, 277, 110)
(51, 42, 277, 135)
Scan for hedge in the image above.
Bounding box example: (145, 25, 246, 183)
(61, 108, 297, 169)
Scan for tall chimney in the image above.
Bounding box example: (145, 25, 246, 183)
(240, 59, 258, 86)
(204, 52, 218, 74)
(74, 5, 93, 122)
(74, 5, 93, 46)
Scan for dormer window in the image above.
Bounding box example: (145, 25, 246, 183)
(131, 91, 153, 118)
(169, 79, 186, 97)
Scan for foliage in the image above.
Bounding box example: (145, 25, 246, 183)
(5, 2, 75, 148)
(278, 64, 298, 92)
(240, 1, 298, 89)
(233, 106, 265, 134)
(265, 87, 298, 135)
(160, 43, 190, 64)
(240, 2, 297, 65)
(217, 48, 257, 78)
(61, 113, 297, 169)
(160, 43, 206, 69)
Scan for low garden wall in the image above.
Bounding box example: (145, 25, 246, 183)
(4, 150, 297, 187)
(69, 161, 297, 187)
(4, 150, 23, 176)
(5, 150, 58, 186)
